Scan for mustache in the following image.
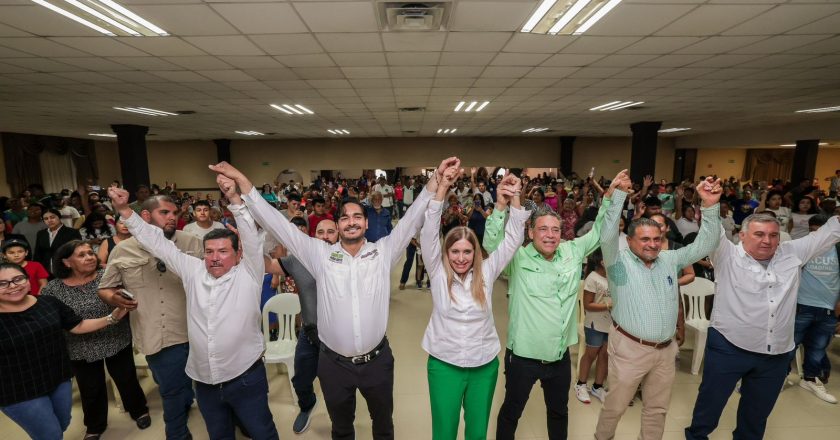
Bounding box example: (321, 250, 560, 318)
(209, 261, 223, 267)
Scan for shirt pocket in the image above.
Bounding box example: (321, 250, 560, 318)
(358, 259, 382, 298)
(325, 264, 350, 299)
(115, 257, 149, 286)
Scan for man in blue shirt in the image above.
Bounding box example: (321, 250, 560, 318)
(365, 191, 393, 242)
(792, 214, 840, 403)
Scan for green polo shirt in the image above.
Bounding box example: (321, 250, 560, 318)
(484, 193, 622, 361)
(600, 194, 721, 342)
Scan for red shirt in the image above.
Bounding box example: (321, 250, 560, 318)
(23, 261, 49, 296)
(395, 186, 404, 201)
(308, 213, 334, 237)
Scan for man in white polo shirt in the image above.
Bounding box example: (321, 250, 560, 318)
(182, 200, 224, 239)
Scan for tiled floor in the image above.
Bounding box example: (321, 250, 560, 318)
(3, 266, 839, 439)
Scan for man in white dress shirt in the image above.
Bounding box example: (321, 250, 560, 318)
(685, 212, 840, 440)
(210, 158, 459, 440)
(108, 181, 279, 440)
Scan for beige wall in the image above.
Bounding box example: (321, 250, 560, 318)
(816, 148, 840, 182)
(147, 140, 220, 189)
(694, 148, 746, 180)
(0, 136, 10, 196)
(655, 138, 675, 183)
(94, 140, 121, 186)
(572, 137, 631, 181)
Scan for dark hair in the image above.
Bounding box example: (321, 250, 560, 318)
(52, 240, 98, 279)
(796, 195, 819, 214)
(140, 195, 176, 213)
(809, 214, 829, 227)
(290, 217, 307, 229)
(627, 217, 661, 237)
(203, 228, 239, 251)
(193, 200, 211, 209)
(0, 262, 27, 278)
(643, 196, 661, 207)
(287, 193, 301, 203)
(43, 208, 62, 219)
(312, 196, 326, 206)
(585, 249, 604, 275)
(339, 198, 368, 219)
(2, 239, 29, 253)
(81, 212, 111, 238)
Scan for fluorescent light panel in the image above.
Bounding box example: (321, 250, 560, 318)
(779, 143, 828, 147)
(523, 128, 549, 133)
(114, 106, 177, 116)
(328, 129, 350, 135)
(437, 128, 457, 134)
(589, 100, 643, 111)
(795, 105, 840, 113)
(658, 128, 691, 133)
(454, 101, 490, 112)
(88, 133, 116, 137)
(270, 104, 315, 115)
(235, 131, 264, 136)
(521, 0, 623, 35)
(32, 0, 168, 36)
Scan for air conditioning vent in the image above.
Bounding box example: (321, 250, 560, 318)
(377, 1, 451, 31)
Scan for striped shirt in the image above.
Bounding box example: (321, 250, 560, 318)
(601, 193, 721, 342)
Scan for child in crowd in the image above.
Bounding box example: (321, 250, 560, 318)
(2, 240, 49, 295)
(575, 249, 612, 404)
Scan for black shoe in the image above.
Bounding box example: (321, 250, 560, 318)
(84, 433, 102, 440)
(135, 413, 151, 430)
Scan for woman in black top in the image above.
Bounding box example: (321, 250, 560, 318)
(42, 241, 150, 439)
(0, 262, 127, 440)
(33, 208, 81, 276)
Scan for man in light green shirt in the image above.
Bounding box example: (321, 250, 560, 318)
(594, 177, 722, 440)
(488, 170, 631, 440)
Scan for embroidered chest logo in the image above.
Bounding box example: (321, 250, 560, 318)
(329, 252, 344, 263)
(360, 249, 379, 260)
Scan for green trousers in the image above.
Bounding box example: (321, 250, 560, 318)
(427, 355, 499, 440)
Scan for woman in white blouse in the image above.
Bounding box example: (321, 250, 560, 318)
(420, 168, 529, 440)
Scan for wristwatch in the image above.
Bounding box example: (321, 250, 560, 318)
(106, 313, 117, 325)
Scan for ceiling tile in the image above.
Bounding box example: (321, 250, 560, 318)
(129, 5, 238, 36)
(687, 54, 763, 68)
(389, 66, 436, 78)
(386, 52, 440, 66)
(107, 56, 182, 70)
(675, 36, 767, 54)
(164, 56, 232, 70)
(656, 5, 775, 36)
(3, 57, 76, 72)
(642, 54, 711, 67)
(332, 52, 386, 67)
(563, 37, 642, 54)
(0, 5, 100, 37)
(54, 57, 131, 71)
(341, 66, 389, 79)
(444, 32, 511, 52)
(481, 66, 532, 78)
(315, 33, 382, 52)
(731, 35, 832, 54)
(619, 37, 704, 54)
(119, 37, 207, 56)
(723, 4, 840, 35)
(588, 54, 658, 67)
(210, 3, 308, 34)
(184, 36, 265, 56)
(305, 79, 351, 88)
(150, 70, 210, 82)
(439, 52, 495, 66)
(383, 33, 445, 52)
(526, 67, 578, 78)
(784, 35, 840, 54)
(585, 4, 696, 36)
(45, 37, 147, 57)
(490, 53, 550, 66)
(436, 66, 484, 78)
(0, 38, 89, 57)
(218, 56, 286, 69)
(250, 34, 322, 55)
(243, 68, 298, 81)
(502, 34, 575, 54)
(293, 1, 378, 32)
(449, 2, 534, 31)
(291, 67, 344, 79)
(197, 70, 255, 82)
(276, 53, 335, 67)
(540, 54, 605, 67)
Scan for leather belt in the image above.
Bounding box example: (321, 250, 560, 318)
(614, 324, 672, 349)
(322, 337, 387, 365)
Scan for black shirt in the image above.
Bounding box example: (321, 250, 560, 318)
(0, 295, 82, 406)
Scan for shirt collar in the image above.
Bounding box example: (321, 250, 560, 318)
(525, 243, 557, 262)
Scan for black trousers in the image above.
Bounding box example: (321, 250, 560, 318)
(71, 344, 149, 434)
(496, 349, 571, 440)
(317, 339, 394, 440)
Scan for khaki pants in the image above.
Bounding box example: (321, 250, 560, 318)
(594, 326, 678, 440)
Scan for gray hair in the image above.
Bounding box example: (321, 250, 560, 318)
(140, 195, 176, 213)
(529, 208, 562, 229)
(627, 218, 661, 237)
(741, 213, 780, 232)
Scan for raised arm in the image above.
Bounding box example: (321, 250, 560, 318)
(482, 172, 517, 254)
(419, 169, 459, 280)
(210, 162, 327, 274)
(673, 177, 723, 267)
(108, 187, 199, 279)
(485, 176, 528, 280)
(588, 170, 632, 263)
(785, 215, 840, 263)
(219, 174, 264, 283)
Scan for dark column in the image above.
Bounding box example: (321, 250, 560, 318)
(629, 121, 662, 183)
(559, 136, 575, 177)
(790, 139, 819, 185)
(214, 138, 231, 164)
(111, 124, 149, 193)
(673, 148, 697, 183)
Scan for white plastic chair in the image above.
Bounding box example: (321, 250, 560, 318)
(680, 278, 715, 375)
(262, 293, 301, 400)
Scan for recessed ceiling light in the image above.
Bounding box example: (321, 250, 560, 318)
(235, 131, 264, 136)
(114, 106, 177, 116)
(33, 0, 168, 36)
(589, 101, 643, 111)
(521, 0, 623, 36)
(454, 101, 490, 112)
(327, 129, 350, 135)
(795, 105, 840, 113)
(270, 104, 315, 115)
(779, 142, 828, 147)
(658, 128, 691, 133)
(522, 128, 549, 133)
(88, 133, 116, 137)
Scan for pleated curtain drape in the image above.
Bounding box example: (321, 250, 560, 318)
(1, 132, 98, 196)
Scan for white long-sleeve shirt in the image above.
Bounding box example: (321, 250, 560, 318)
(711, 216, 840, 354)
(420, 200, 528, 367)
(242, 185, 432, 357)
(124, 203, 264, 384)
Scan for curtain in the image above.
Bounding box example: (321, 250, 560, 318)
(2, 132, 98, 195)
(40, 150, 77, 193)
(742, 149, 794, 183)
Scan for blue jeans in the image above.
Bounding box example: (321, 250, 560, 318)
(793, 304, 837, 380)
(194, 361, 279, 440)
(292, 332, 320, 411)
(146, 343, 194, 440)
(685, 327, 789, 440)
(399, 242, 417, 285)
(1, 380, 72, 440)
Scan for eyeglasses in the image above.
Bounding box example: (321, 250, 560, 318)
(0, 275, 28, 289)
(155, 259, 167, 273)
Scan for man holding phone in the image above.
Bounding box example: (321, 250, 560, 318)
(98, 195, 203, 440)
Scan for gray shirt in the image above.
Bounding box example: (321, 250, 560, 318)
(12, 220, 47, 250)
(279, 256, 317, 327)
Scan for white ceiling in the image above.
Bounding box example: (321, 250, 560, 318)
(0, 0, 839, 141)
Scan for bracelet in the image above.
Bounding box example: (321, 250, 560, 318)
(106, 314, 117, 325)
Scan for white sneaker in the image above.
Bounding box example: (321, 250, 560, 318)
(574, 383, 591, 404)
(589, 386, 606, 403)
(800, 378, 838, 404)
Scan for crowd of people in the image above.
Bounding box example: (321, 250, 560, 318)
(0, 162, 838, 440)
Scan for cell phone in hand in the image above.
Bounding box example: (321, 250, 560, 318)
(118, 289, 135, 300)
(90, 185, 101, 191)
